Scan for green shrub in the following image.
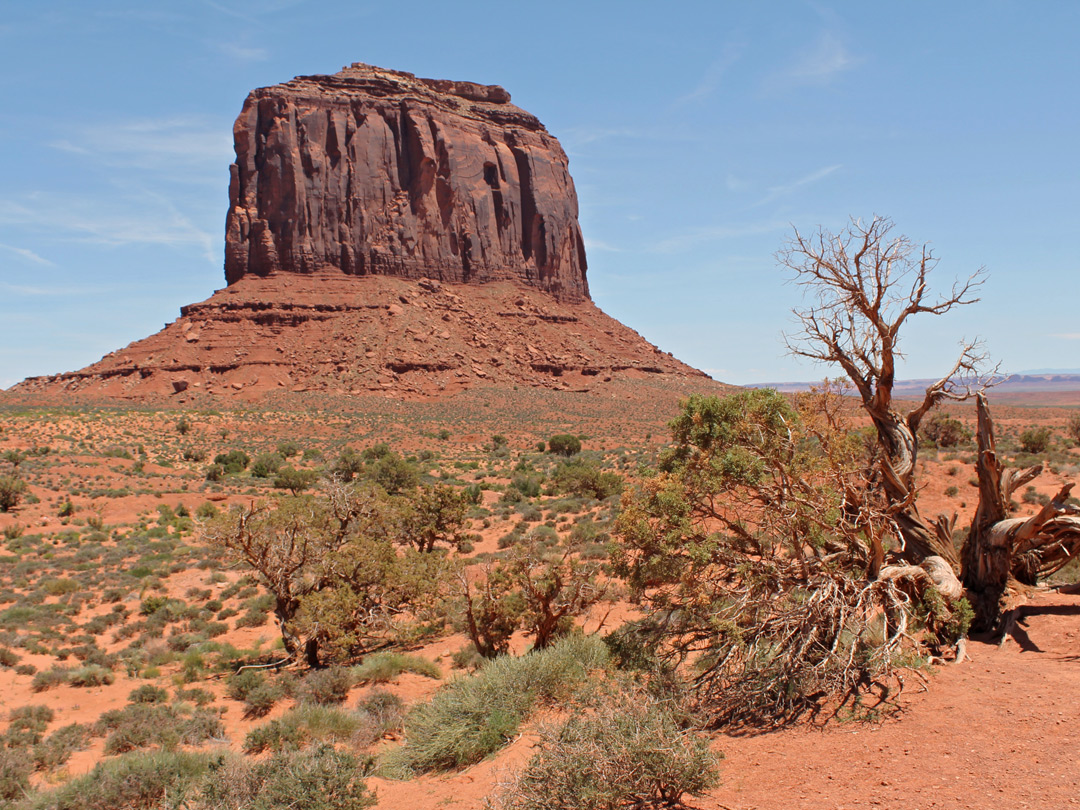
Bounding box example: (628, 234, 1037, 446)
(920, 412, 970, 448)
(1019, 427, 1052, 454)
(97, 703, 224, 755)
(250, 453, 285, 479)
(547, 434, 581, 457)
(128, 684, 169, 704)
(33, 749, 213, 810)
(5, 705, 55, 747)
(0, 747, 32, 802)
(487, 690, 720, 810)
(273, 467, 319, 495)
(69, 664, 114, 687)
(33, 723, 91, 772)
(0, 476, 27, 513)
(243, 705, 364, 755)
(383, 634, 607, 774)
(213, 450, 251, 475)
(31, 666, 71, 692)
(195, 745, 375, 810)
(353, 653, 441, 684)
(298, 667, 353, 706)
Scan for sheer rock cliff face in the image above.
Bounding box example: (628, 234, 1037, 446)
(225, 63, 590, 300)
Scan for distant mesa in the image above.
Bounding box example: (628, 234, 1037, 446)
(10, 63, 709, 402)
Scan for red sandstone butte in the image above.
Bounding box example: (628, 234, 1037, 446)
(8, 63, 712, 403)
(225, 63, 589, 300)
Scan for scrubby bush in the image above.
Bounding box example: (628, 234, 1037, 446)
(352, 653, 441, 684)
(213, 450, 251, 475)
(128, 684, 169, 704)
(0, 476, 27, 513)
(297, 667, 353, 706)
(383, 634, 607, 774)
(1019, 426, 1052, 454)
(195, 744, 375, 810)
(0, 747, 32, 803)
(487, 690, 720, 810)
(97, 703, 224, 754)
(243, 705, 363, 755)
(34, 749, 213, 810)
(273, 466, 318, 495)
(250, 453, 285, 478)
(547, 434, 581, 457)
(552, 459, 622, 500)
(920, 412, 970, 448)
(33, 723, 92, 771)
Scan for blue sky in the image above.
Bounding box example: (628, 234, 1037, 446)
(1, 1, 1077, 388)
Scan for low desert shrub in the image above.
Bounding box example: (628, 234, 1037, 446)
(194, 745, 375, 810)
(297, 667, 353, 706)
(243, 705, 363, 755)
(353, 653, 441, 684)
(31, 749, 213, 810)
(382, 634, 607, 774)
(32, 723, 92, 771)
(0, 747, 32, 803)
(487, 690, 720, 810)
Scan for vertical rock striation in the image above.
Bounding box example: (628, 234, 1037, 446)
(225, 63, 590, 300)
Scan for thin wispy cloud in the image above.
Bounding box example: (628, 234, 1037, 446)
(790, 32, 857, 84)
(0, 194, 217, 263)
(0, 281, 98, 297)
(674, 44, 744, 106)
(50, 117, 231, 175)
(651, 219, 788, 254)
(583, 238, 624, 254)
(752, 164, 841, 208)
(1051, 333, 1080, 340)
(212, 40, 269, 61)
(0, 242, 53, 266)
(765, 31, 859, 91)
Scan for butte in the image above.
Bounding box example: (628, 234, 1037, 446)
(9, 63, 715, 404)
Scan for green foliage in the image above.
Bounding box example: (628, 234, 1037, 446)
(382, 634, 608, 774)
(250, 452, 285, 478)
(276, 440, 302, 459)
(29, 749, 213, 810)
(614, 389, 909, 726)
(96, 703, 224, 754)
(195, 744, 375, 810)
(369, 452, 418, 494)
(243, 705, 365, 754)
(0, 747, 32, 803)
(551, 459, 622, 500)
(488, 688, 720, 810)
(128, 684, 169, 704)
(1019, 426, 1052, 454)
(547, 434, 581, 457)
(212, 450, 251, 475)
(396, 485, 469, 553)
(352, 652, 441, 684)
(920, 412, 971, 448)
(1067, 413, 1080, 445)
(297, 667, 354, 706)
(32, 723, 91, 772)
(273, 467, 318, 495)
(0, 476, 28, 513)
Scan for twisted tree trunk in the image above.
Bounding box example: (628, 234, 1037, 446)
(961, 394, 1080, 630)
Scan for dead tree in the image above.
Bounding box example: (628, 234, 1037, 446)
(780, 215, 992, 568)
(960, 393, 1080, 628)
(781, 216, 1080, 629)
